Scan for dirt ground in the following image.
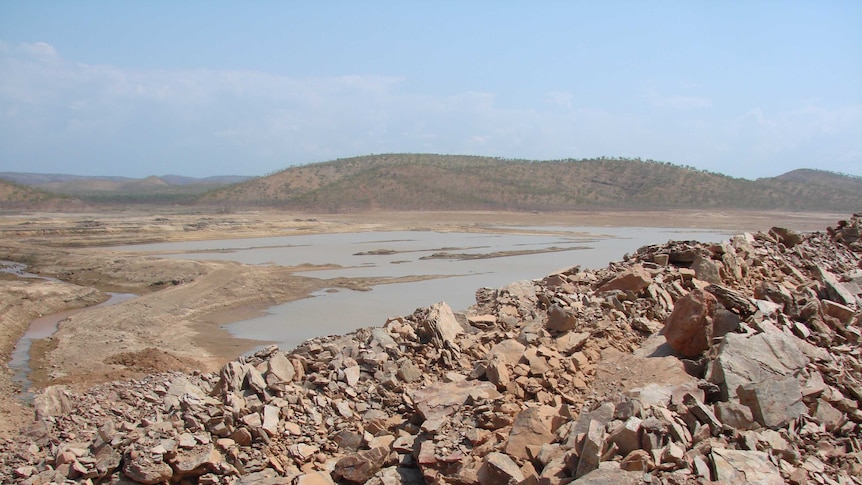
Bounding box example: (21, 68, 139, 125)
(0, 208, 847, 437)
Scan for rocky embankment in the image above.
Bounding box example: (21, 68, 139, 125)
(2, 215, 861, 484)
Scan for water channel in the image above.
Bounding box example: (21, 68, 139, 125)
(1, 261, 136, 399)
(115, 226, 733, 350)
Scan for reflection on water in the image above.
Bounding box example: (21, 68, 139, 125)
(116, 227, 733, 350)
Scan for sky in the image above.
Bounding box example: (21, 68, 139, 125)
(1, 2, 860, 179)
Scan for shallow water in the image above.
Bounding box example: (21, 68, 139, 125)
(2, 261, 138, 398)
(116, 226, 732, 350)
(9, 292, 137, 399)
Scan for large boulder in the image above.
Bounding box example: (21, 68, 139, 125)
(737, 377, 806, 428)
(662, 289, 717, 357)
(691, 254, 722, 284)
(418, 302, 464, 350)
(504, 407, 555, 460)
(708, 327, 808, 401)
(546, 304, 577, 332)
(34, 385, 73, 421)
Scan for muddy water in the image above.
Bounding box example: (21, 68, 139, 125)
(8, 292, 137, 399)
(1, 261, 138, 398)
(116, 227, 732, 350)
(1, 260, 58, 281)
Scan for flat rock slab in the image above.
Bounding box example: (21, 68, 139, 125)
(711, 448, 784, 485)
(575, 462, 643, 484)
(410, 380, 500, 421)
(593, 341, 700, 406)
(738, 376, 805, 428)
(708, 328, 808, 400)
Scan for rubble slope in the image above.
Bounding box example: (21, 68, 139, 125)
(2, 214, 861, 485)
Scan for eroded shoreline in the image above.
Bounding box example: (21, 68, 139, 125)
(0, 209, 845, 438)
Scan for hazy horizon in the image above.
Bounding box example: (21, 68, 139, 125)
(1, 155, 860, 182)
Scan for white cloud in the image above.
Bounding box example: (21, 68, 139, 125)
(0, 41, 859, 178)
(545, 91, 573, 109)
(651, 93, 713, 110)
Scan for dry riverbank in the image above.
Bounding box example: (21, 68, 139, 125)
(0, 209, 844, 438)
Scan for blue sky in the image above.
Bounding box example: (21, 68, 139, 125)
(1, 1, 860, 178)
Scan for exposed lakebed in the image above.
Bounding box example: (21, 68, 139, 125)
(115, 226, 731, 350)
(2, 260, 138, 397)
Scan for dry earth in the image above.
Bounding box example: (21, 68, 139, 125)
(0, 209, 845, 439)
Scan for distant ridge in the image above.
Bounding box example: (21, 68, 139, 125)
(200, 154, 862, 212)
(0, 172, 252, 205)
(3, 156, 861, 211)
(0, 178, 84, 210)
(0, 172, 250, 186)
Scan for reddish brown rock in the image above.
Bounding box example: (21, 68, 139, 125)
(334, 447, 388, 483)
(504, 407, 555, 460)
(597, 265, 652, 293)
(477, 452, 524, 485)
(546, 304, 577, 332)
(620, 449, 654, 471)
(663, 288, 717, 357)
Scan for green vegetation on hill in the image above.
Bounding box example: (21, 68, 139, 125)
(200, 154, 862, 212)
(0, 173, 250, 205)
(0, 179, 81, 210)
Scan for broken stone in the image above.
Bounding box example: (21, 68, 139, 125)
(575, 419, 605, 479)
(575, 462, 643, 484)
(488, 338, 526, 364)
(709, 329, 808, 401)
(34, 385, 73, 421)
(409, 380, 500, 421)
(123, 451, 174, 485)
(620, 449, 653, 471)
(692, 253, 722, 284)
(486, 356, 510, 389)
(711, 448, 783, 485)
(504, 407, 555, 460)
(294, 471, 335, 485)
(714, 401, 757, 430)
(814, 265, 857, 309)
(663, 288, 717, 357)
(417, 301, 463, 350)
(770, 227, 803, 248)
(607, 416, 642, 457)
(597, 265, 652, 293)
(737, 376, 806, 429)
(546, 304, 577, 332)
(265, 352, 295, 390)
(477, 452, 524, 485)
(261, 405, 279, 436)
(821, 299, 855, 324)
(334, 447, 388, 484)
(397, 360, 422, 383)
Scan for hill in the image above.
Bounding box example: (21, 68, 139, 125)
(200, 154, 862, 212)
(0, 172, 252, 205)
(0, 179, 83, 210)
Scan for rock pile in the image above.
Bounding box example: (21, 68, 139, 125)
(2, 214, 861, 484)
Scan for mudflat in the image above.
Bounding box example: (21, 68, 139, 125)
(0, 208, 844, 436)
